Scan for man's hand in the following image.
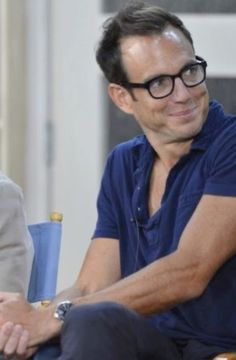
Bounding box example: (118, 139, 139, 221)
(0, 293, 34, 326)
(0, 292, 62, 349)
(0, 321, 38, 359)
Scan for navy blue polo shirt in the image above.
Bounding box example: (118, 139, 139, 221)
(93, 100, 236, 348)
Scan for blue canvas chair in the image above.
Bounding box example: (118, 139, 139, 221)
(27, 211, 62, 304)
(28, 212, 63, 360)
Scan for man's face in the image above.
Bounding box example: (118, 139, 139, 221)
(119, 26, 209, 145)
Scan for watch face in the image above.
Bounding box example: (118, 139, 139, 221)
(54, 300, 73, 321)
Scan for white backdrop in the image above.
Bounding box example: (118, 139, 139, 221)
(50, 0, 104, 290)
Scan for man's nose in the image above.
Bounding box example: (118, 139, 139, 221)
(171, 77, 191, 101)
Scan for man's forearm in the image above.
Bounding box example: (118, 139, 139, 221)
(64, 250, 206, 317)
(51, 285, 84, 305)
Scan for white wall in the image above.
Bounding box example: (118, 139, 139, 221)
(180, 14, 236, 77)
(50, 0, 104, 290)
(25, 0, 50, 221)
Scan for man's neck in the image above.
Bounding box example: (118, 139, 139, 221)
(148, 136, 192, 171)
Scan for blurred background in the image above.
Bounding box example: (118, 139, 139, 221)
(0, 0, 236, 292)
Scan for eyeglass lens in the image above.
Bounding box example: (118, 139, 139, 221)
(149, 63, 205, 99)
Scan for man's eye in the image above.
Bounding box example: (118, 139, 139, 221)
(184, 64, 199, 76)
(150, 76, 169, 89)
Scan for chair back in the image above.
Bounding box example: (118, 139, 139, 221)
(27, 212, 63, 303)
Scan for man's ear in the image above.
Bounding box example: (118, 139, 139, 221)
(108, 83, 134, 115)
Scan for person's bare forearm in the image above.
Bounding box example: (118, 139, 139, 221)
(51, 285, 83, 304)
(28, 251, 197, 348)
(51, 277, 102, 305)
(64, 250, 207, 316)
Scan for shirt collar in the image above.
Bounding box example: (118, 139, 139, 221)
(190, 100, 228, 151)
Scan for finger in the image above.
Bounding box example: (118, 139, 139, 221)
(4, 324, 24, 356)
(0, 322, 14, 351)
(15, 329, 29, 356)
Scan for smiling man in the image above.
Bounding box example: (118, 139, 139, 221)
(0, 2, 236, 360)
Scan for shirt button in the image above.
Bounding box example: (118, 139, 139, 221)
(137, 186, 141, 190)
(137, 207, 141, 212)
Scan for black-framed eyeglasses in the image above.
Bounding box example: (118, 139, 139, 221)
(124, 56, 207, 100)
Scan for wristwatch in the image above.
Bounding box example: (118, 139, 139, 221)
(54, 300, 73, 322)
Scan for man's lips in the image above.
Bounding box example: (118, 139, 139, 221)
(168, 105, 197, 118)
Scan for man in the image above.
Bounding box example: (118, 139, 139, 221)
(0, 1, 236, 359)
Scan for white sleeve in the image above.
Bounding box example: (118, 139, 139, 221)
(0, 172, 34, 295)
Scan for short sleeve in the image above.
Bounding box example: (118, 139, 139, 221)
(92, 152, 120, 240)
(204, 123, 236, 196)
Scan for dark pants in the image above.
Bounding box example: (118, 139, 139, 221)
(53, 302, 230, 360)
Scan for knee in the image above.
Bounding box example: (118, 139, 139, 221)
(60, 303, 139, 359)
(64, 301, 131, 332)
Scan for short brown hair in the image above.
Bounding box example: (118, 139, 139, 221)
(96, 1, 194, 86)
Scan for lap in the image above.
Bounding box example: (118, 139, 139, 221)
(60, 301, 181, 359)
(181, 339, 235, 360)
(33, 302, 232, 360)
